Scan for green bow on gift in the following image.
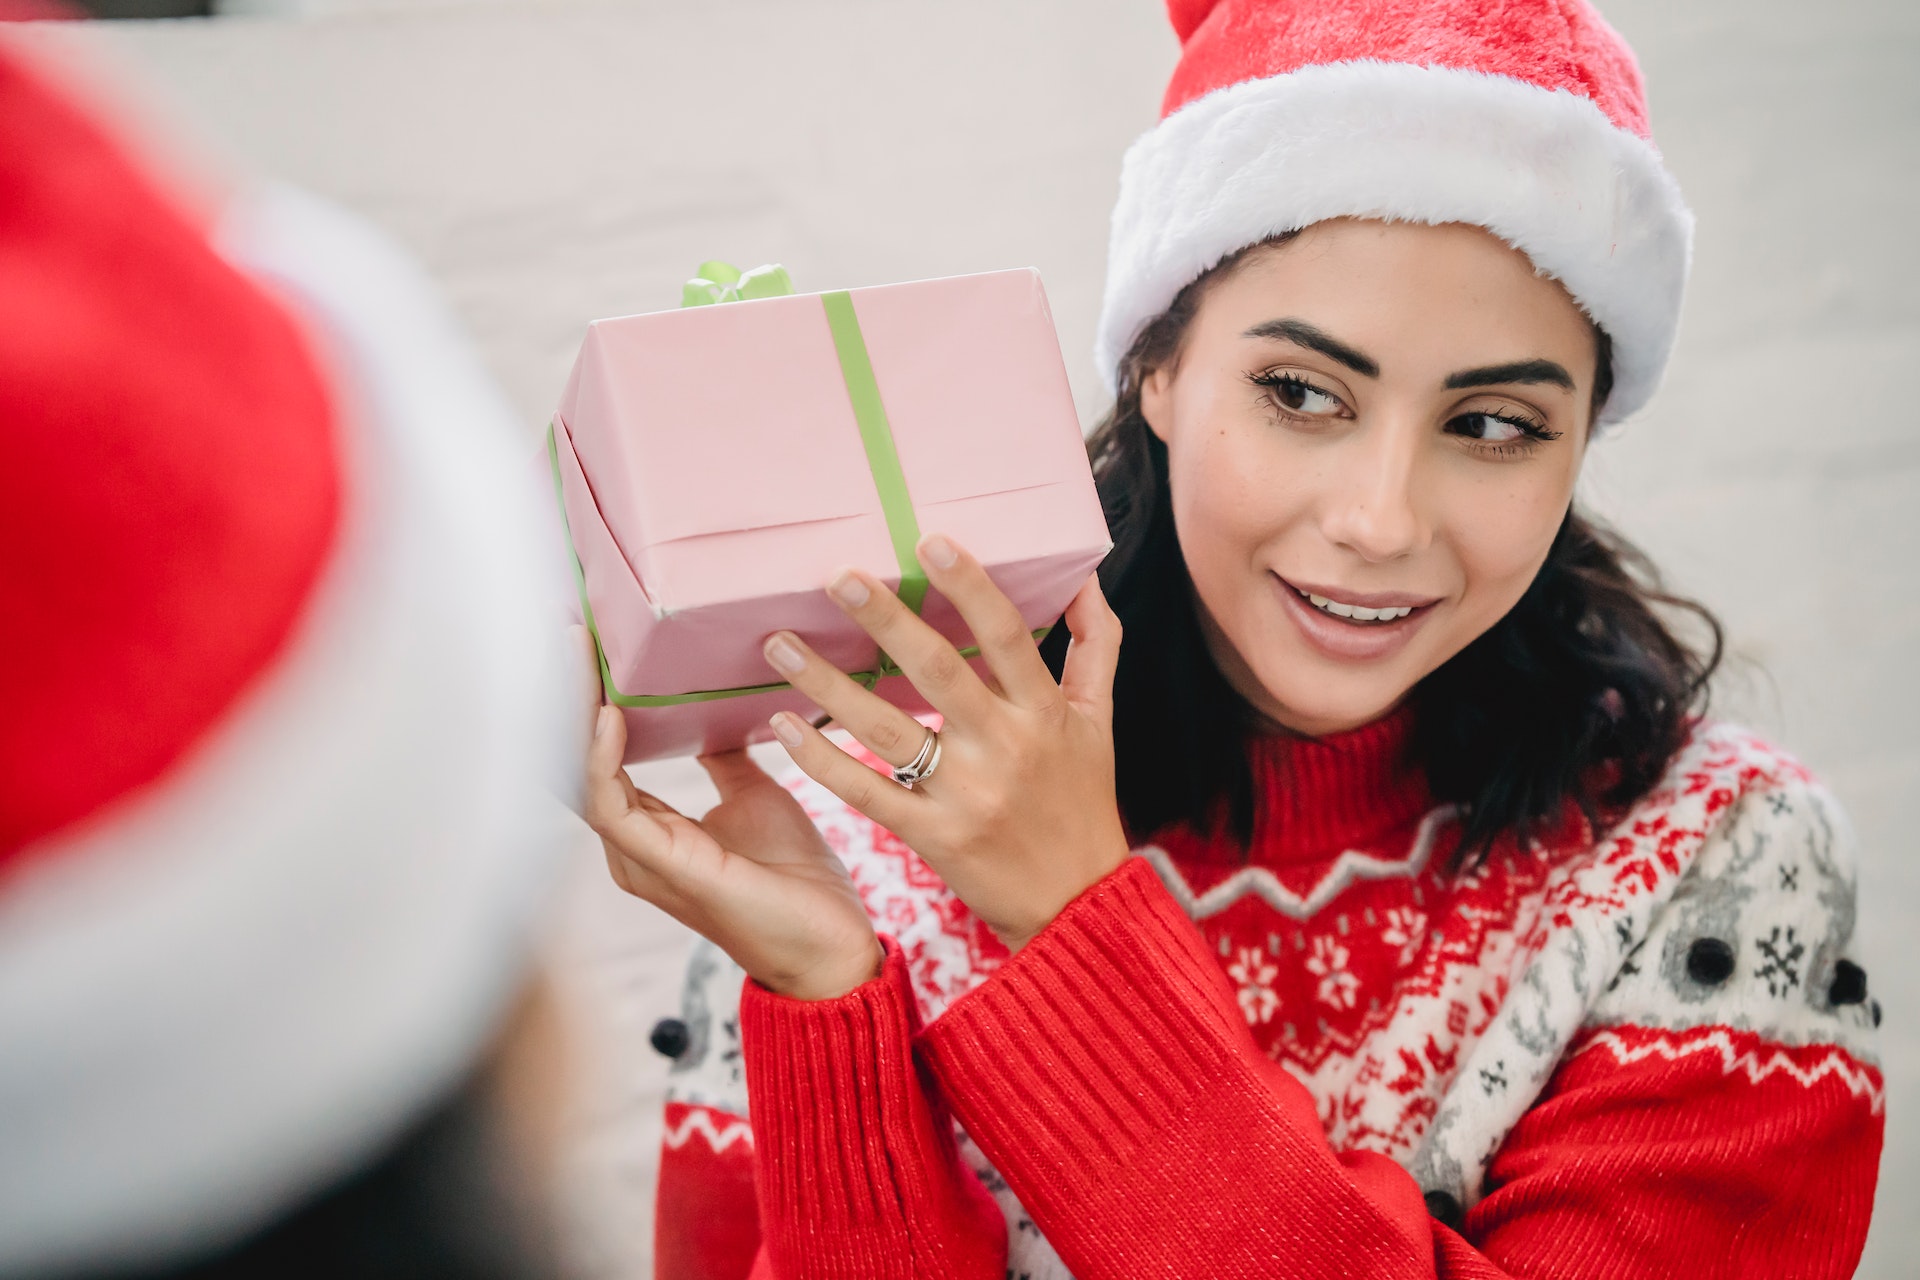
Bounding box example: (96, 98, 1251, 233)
(681, 260, 795, 307)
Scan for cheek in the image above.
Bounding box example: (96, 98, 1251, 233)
(1165, 414, 1301, 592)
(1444, 473, 1573, 621)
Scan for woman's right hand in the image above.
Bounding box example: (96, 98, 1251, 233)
(579, 645, 882, 1003)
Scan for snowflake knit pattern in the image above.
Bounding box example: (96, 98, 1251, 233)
(654, 712, 1882, 1280)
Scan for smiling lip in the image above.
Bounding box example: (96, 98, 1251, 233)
(1282, 579, 1444, 611)
(1271, 573, 1442, 662)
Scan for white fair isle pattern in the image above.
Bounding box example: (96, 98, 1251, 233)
(668, 722, 1875, 1271)
(1579, 772, 1878, 1059)
(1226, 947, 1281, 1025)
(1405, 723, 1870, 1206)
(1286, 885, 1543, 1164)
(783, 762, 1005, 1023)
(1138, 804, 1459, 921)
(1573, 1028, 1886, 1114)
(1140, 797, 1554, 1165)
(662, 1106, 754, 1155)
(661, 940, 750, 1118)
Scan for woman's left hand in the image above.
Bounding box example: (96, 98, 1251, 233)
(761, 533, 1130, 952)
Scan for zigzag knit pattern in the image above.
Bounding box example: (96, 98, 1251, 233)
(654, 714, 1883, 1280)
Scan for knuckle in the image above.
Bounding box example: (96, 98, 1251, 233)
(971, 775, 1012, 822)
(845, 776, 883, 814)
(952, 816, 991, 851)
(867, 716, 912, 757)
(921, 647, 968, 690)
(989, 613, 1032, 653)
(862, 594, 906, 635)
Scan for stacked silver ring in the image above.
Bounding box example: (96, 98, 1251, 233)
(890, 728, 942, 789)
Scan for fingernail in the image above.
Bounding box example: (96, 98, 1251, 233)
(764, 633, 806, 674)
(828, 570, 870, 609)
(920, 533, 958, 569)
(770, 713, 804, 748)
(592, 705, 610, 739)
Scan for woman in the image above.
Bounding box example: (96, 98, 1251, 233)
(586, 2, 1885, 1276)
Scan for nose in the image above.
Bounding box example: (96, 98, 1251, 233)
(1318, 416, 1431, 564)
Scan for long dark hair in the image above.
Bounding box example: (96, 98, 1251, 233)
(1040, 244, 1723, 868)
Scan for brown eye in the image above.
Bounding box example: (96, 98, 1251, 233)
(1452, 412, 1527, 442)
(1447, 411, 1559, 444)
(1267, 375, 1343, 416)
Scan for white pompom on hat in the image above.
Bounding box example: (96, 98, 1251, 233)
(1096, 0, 1693, 425)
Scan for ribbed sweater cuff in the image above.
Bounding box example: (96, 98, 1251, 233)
(739, 936, 1005, 1279)
(914, 857, 1433, 1280)
(919, 857, 1304, 1165)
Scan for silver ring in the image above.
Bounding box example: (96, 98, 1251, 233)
(890, 728, 942, 789)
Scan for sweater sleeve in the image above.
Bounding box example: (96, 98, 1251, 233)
(654, 939, 763, 1280)
(916, 797, 1883, 1280)
(1471, 770, 1884, 1278)
(655, 1097, 763, 1280)
(737, 934, 1007, 1280)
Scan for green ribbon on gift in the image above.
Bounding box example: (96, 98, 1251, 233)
(556, 262, 1036, 709)
(818, 288, 929, 615)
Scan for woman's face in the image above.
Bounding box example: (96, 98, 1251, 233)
(1140, 218, 1600, 737)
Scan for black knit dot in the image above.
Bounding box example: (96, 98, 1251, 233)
(1686, 937, 1737, 985)
(1424, 1190, 1465, 1232)
(1872, 999, 1883, 1028)
(1828, 960, 1868, 1007)
(650, 1017, 692, 1059)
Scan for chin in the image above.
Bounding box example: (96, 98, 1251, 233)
(1259, 665, 1412, 738)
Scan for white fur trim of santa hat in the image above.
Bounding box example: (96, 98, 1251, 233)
(0, 185, 576, 1274)
(1094, 59, 1694, 426)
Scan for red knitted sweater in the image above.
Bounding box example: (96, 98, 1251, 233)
(652, 711, 1883, 1279)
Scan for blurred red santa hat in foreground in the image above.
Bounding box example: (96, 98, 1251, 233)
(0, 42, 573, 1273)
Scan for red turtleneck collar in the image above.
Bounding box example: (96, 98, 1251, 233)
(1153, 704, 1436, 873)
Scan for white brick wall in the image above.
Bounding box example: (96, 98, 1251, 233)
(13, 2, 1914, 1273)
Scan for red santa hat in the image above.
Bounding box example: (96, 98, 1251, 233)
(0, 49, 570, 1272)
(1096, 0, 1692, 426)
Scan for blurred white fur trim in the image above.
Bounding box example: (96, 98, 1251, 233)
(1094, 60, 1694, 426)
(0, 187, 576, 1272)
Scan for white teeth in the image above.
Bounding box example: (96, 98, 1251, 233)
(1299, 589, 1414, 623)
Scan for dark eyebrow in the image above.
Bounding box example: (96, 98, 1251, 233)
(1444, 359, 1575, 392)
(1241, 318, 1379, 378)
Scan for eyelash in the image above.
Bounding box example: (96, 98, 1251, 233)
(1452, 412, 1563, 449)
(1247, 370, 1562, 454)
(1248, 371, 1346, 418)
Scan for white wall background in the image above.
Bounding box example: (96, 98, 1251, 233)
(13, 2, 1915, 1274)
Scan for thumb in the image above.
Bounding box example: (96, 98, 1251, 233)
(584, 704, 665, 844)
(1058, 574, 1122, 724)
(698, 747, 777, 800)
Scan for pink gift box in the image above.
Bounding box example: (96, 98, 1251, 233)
(550, 267, 1112, 762)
